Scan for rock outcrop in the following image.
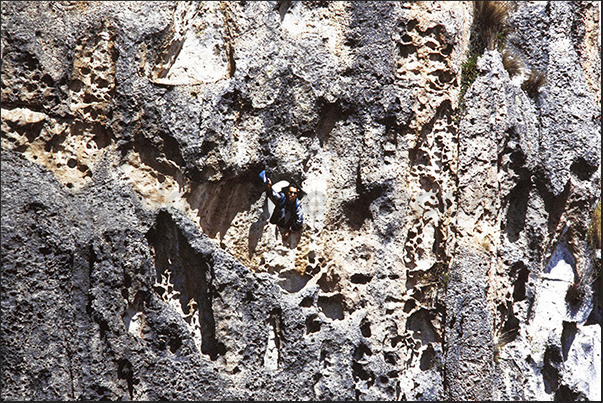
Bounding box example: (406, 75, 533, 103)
(2, 1, 600, 400)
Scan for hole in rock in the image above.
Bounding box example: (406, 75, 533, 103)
(352, 362, 374, 384)
(390, 335, 403, 347)
(318, 294, 345, 320)
(403, 299, 416, 313)
(69, 79, 84, 92)
(342, 171, 385, 230)
(353, 342, 372, 360)
(543, 344, 562, 394)
(505, 179, 531, 243)
(406, 308, 441, 344)
(278, 270, 311, 293)
(512, 262, 529, 301)
(117, 358, 134, 397)
(300, 296, 314, 308)
(316, 99, 344, 147)
(350, 273, 372, 284)
(186, 178, 262, 241)
(318, 270, 340, 293)
(41, 74, 54, 86)
(406, 19, 417, 31)
(307, 250, 316, 264)
(306, 313, 322, 333)
(383, 351, 398, 365)
(419, 344, 436, 370)
(555, 384, 587, 401)
(168, 336, 182, 354)
(570, 156, 598, 180)
(360, 318, 372, 337)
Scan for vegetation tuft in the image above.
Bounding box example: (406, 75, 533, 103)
(565, 281, 586, 306)
(472, 1, 514, 53)
(565, 203, 601, 307)
(413, 259, 450, 310)
(502, 48, 523, 77)
(460, 54, 479, 101)
(418, 260, 450, 292)
(588, 201, 601, 277)
(493, 327, 518, 362)
(521, 68, 546, 98)
(587, 202, 601, 250)
(456, 2, 515, 122)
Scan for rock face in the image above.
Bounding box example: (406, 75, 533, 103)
(1, 1, 600, 401)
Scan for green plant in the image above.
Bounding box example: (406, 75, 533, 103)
(564, 204, 601, 307)
(418, 260, 450, 291)
(460, 54, 479, 98)
(587, 202, 601, 277)
(521, 68, 546, 98)
(453, 53, 480, 124)
(502, 48, 523, 77)
(493, 327, 518, 362)
(587, 202, 601, 250)
(455, 2, 515, 125)
(413, 260, 451, 310)
(432, 354, 445, 373)
(434, 260, 450, 291)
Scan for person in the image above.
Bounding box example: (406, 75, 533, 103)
(263, 176, 304, 242)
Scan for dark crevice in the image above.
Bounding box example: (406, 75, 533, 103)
(505, 178, 531, 243)
(318, 294, 345, 320)
(352, 342, 374, 386)
(151, 15, 186, 81)
(268, 308, 282, 367)
(419, 344, 436, 371)
(132, 129, 186, 179)
(555, 384, 588, 401)
(535, 172, 571, 236)
(406, 308, 442, 344)
(342, 165, 386, 230)
(277, 1, 292, 21)
(220, 2, 237, 78)
(560, 321, 577, 361)
(543, 344, 562, 394)
(306, 313, 321, 334)
(299, 296, 314, 307)
(360, 318, 372, 338)
(499, 304, 520, 345)
(316, 99, 344, 147)
(570, 156, 598, 180)
(353, 342, 372, 360)
(117, 358, 134, 399)
(146, 210, 225, 360)
(511, 262, 529, 302)
(384, 351, 398, 365)
(318, 270, 340, 293)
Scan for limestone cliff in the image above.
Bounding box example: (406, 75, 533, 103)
(1, 1, 600, 400)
